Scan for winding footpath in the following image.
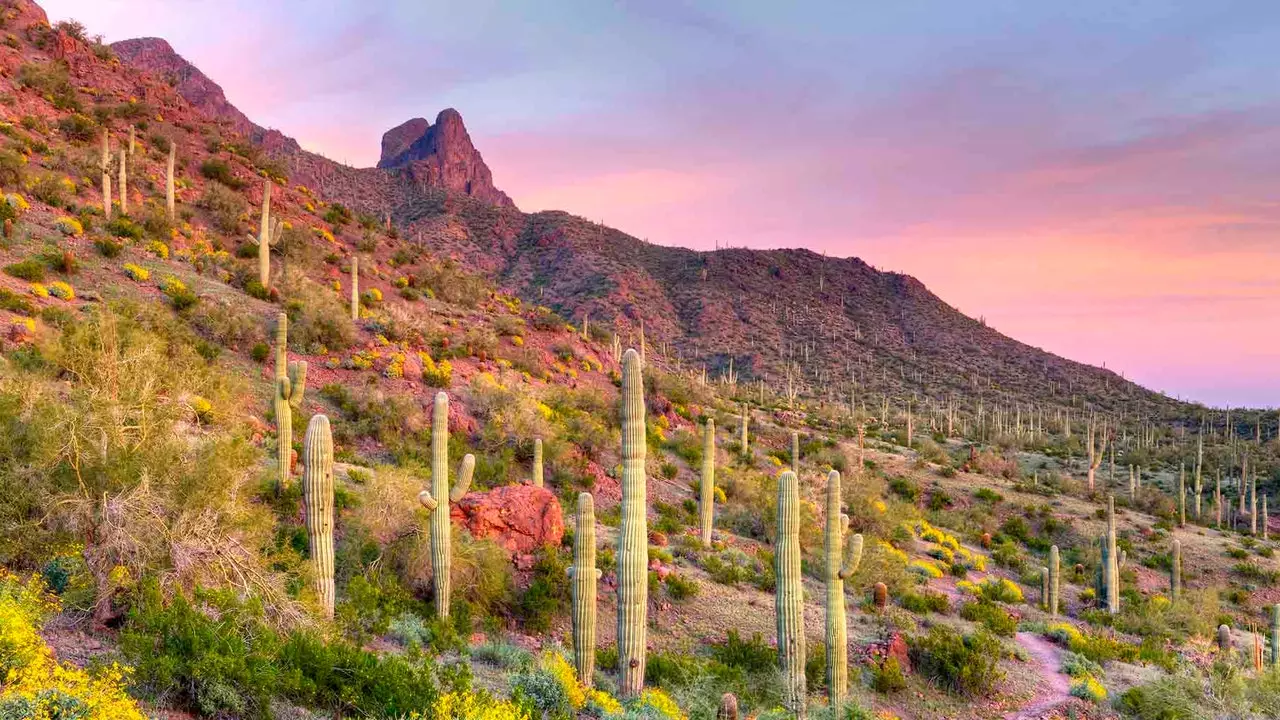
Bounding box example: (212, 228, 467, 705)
(1005, 631, 1073, 720)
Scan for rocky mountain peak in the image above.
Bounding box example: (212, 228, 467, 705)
(376, 109, 513, 207)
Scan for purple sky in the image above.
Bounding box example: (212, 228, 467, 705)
(40, 0, 1280, 408)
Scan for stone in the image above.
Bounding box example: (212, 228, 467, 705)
(451, 485, 564, 555)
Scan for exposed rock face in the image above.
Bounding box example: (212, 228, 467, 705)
(450, 485, 564, 555)
(110, 37, 300, 154)
(377, 109, 513, 207)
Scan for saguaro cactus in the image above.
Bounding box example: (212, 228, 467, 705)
(568, 492, 600, 686)
(1040, 567, 1050, 611)
(617, 349, 648, 697)
(790, 431, 800, 475)
(251, 180, 282, 288)
(118, 148, 128, 215)
(1098, 496, 1120, 614)
(532, 437, 544, 488)
(272, 313, 307, 492)
(1049, 545, 1060, 616)
(776, 469, 807, 718)
(1178, 464, 1186, 527)
(740, 403, 749, 456)
(824, 470, 863, 708)
(1170, 539, 1181, 599)
(302, 414, 335, 619)
(700, 419, 716, 546)
(166, 140, 176, 219)
(100, 130, 112, 219)
(350, 256, 360, 321)
(417, 392, 475, 619)
(1271, 605, 1280, 667)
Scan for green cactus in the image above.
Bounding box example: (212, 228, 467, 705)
(1252, 473, 1259, 536)
(776, 469, 806, 718)
(568, 492, 601, 687)
(250, 179, 282, 288)
(1171, 539, 1181, 599)
(166, 140, 176, 219)
(1219, 624, 1232, 654)
(1271, 605, 1279, 667)
(417, 392, 475, 619)
(824, 470, 862, 708)
(740, 403, 749, 457)
(1105, 495, 1119, 614)
(716, 694, 739, 720)
(1194, 434, 1204, 518)
(617, 348, 648, 697)
(350, 255, 359, 321)
(1049, 544, 1060, 616)
(302, 414, 335, 619)
(272, 313, 307, 492)
(533, 437, 544, 488)
(1040, 566, 1049, 611)
(118, 148, 128, 215)
(101, 129, 112, 220)
(1178, 464, 1186, 527)
(791, 431, 800, 475)
(1264, 495, 1270, 541)
(700, 419, 715, 546)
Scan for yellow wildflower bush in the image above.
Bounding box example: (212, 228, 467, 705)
(28, 283, 48, 298)
(414, 690, 532, 720)
(47, 281, 74, 300)
(6, 193, 31, 213)
(1069, 676, 1107, 703)
(146, 240, 169, 259)
(908, 559, 944, 579)
(635, 688, 687, 720)
(122, 263, 149, 282)
(54, 216, 82, 236)
(0, 574, 146, 720)
(419, 351, 452, 387)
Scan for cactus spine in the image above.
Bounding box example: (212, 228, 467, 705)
(568, 492, 600, 686)
(824, 470, 862, 708)
(302, 414, 335, 619)
(700, 418, 716, 546)
(350, 255, 360, 321)
(617, 349, 648, 697)
(100, 130, 112, 219)
(272, 313, 307, 491)
(166, 140, 176, 219)
(1049, 545, 1060, 616)
(791, 431, 800, 475)
(249, 180, 282, 288)
(417, 392, 474, 618)
(1170, 539, 1181, 599)
(118, 148, 128, 215)
(532, 437, 544, 488)
(776, 470, 806, 718)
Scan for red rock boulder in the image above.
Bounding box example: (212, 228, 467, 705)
(451, 485, 564, 555)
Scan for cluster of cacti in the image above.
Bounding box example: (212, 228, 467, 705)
(1170, 539, 1181, 599)
(1097, 496, 1120, 614)
(273, 313, 307, 492)
(166, 140, 176, 219)
(417, 392, 475, 619)
(302, 414, 335, 619)
(617, 349, 648, 697)
(532, 437, 544, 488)
(250, 180, 283, 288)
(699, 419, 715, 546)
(775, 469, 806, 718)
(824, 470, 863, 709)
(350, 256, 360, 321)
(1048, 545, 1060, 616)
(568, 492, 601, 686)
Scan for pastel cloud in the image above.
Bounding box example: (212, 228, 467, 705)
(37, 0, 1280, 405)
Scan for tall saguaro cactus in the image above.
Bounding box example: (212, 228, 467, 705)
(350, 256, 360, 321)
(824, 470, 862, 709)
(251, 180, 282, 288)
(1049, 545, 1060, 616)
(1271, 604, 1280, 667)
(1170, 539, 1182, 599)
(740, 403, 749, 457)
(118, 148, 128, 215)
(417, 392, 475, 618)
(790, 431, 800, 475)
(776, 469, 807, 719)
(272, 313, 307, 492)
(166, 140, 176, 219)
(532, 438, 544, 488)
(302, 414, 335, 619)
(1194, 434, 1204, 518)
(568, 493, 601, 686)
(1098, 495, 1120, 614)
(700, 419, 716, 546)
(100, 130, 112, 219)
(617, 349, 648, 697)
(1178, 464, 1186, 527)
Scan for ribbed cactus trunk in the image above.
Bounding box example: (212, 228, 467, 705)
(258, 180, 272, 287)
(617, 349, 648, 698)
(1170, 539, 1181, 599)
(1271, 605, 1280, 667)
(101, 130, 112, 219)
(740, 404, 749, 457)
(776, 469, 806, 719)
(350, 256, 359, 321)
(824, 470, 862, 709)
(569, 492, 600, 686)
(1049, 545, 1060, 616)
(1264, 496, 1270, 541)
(532, 438, 544, 488)
(302, 414, 335, 619)
(417, 392, 475, 619)
(118, 148, 127, 215)
(791, 432, 800, 475)
(700, 419, 716, 546)
(1252, 473, 1259, 536)
(1194, 435, 1204, 518)
(1178, 464, 1186, 527)
(166, 141, 176, 219)
(274, 313, 293, 493)
(1040, 567, 1049, 611)
(1106, 495, 1119, 614)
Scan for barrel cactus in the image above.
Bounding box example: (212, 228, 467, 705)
(873, 582, 888, 610)
(417, 392, 475, 619)
(617, 348, 648, 697)
(824, 470, 862, 708)
(700, 418, 716, 546)
(568, 492, 601, 686)
(1219, 624, 1232, 654)
(302, 414, 335, 619)
(776, 469, 807, 718)
(716, 694, 739, 720)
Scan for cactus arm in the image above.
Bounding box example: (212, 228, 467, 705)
(839, 533, 863, 579)
(450, 454, 475, 502)
(418, 489, 438, 511)
(287, 360, 308, 409)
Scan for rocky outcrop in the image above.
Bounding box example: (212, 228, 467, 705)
(376, 109, 513, 207)
(450, 485, 564, 555)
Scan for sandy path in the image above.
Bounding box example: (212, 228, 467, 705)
(1005, 632, 1072, 720)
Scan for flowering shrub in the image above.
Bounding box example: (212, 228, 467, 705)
(384, 353, 405, 379)
(1070, 676, 1107, 703)
(146, 240, 169, 259)
(908, 560, 944, 579)
(28, 283, 48, 298)
(47, 281, 74, 300)
(159, 276, 197, 310)
(419, 351, 452, 388)
(0, 573, 147, 720)
(54, 216, 82, 236)
(5, 193, 30, 212)
(402, 690, 532, 720)
(362, 288, 383, 305)
(122, 263, 150, 282)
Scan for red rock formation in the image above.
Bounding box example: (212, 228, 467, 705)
(377, 109, 513, 207)
(450, 485, 564, 555)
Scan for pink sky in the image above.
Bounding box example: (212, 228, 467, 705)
(39, 0, 1280, 407)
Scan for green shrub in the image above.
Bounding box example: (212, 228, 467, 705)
(710, 630, 775, 673)
(909, 625, 1004, 696)
(198, 181, 247, 232)
(56, 113, 97, 142)
(664, 573, 699, 601)
(899, 589, 950, 614)
(94, 236, 123, 257)
(4, 259, 45, 281)
(199, 158, 244, 189)
(871, 656, 907, 693)
(106, 215, 144, 240)
(959, 601, 1017, 637)
(516, 547, 569, 633)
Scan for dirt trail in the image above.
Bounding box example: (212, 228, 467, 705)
(1005, 631, 1073, 720)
